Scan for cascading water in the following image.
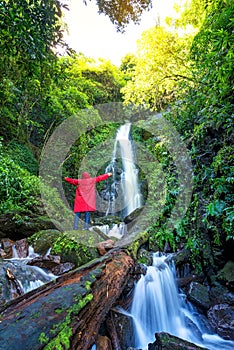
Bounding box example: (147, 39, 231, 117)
(105, 123, 142, 218)
(1, 246, 56, 301)
(130, 253, 234, 350)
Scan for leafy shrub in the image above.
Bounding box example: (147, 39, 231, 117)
(6, 140, 38, 175)
(0, 141, 40, 214)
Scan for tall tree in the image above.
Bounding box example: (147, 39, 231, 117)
(165, 0, 234, 264)
(121, 26, 193, 110)
(0, 0, 65, 141)
(92, 0, 152, 31)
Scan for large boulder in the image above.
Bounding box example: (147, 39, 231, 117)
(148, 332, 208, 350)
(97, 240, 115, 255)
(187, 282, 211, 310)
(207, 303, 234, 340)
(29, 229, 111, 267)
(108, 309, 135, 349)
(0, 212, 56, 240)
(217, 261, 234, 290)
(96, 335, 112, 350)
(210, 282, 234, 305)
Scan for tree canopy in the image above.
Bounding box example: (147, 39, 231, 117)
(0, 0, 233, 270)
(121, 26, 193, 109)
(94, 0, 152, 31)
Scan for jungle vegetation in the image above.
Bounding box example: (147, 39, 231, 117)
(0, 0, 233, 271)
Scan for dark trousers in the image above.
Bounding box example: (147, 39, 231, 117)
(74, 211, 91, 230)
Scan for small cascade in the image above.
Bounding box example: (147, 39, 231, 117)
(130, 253, 234, 350)
(1, 246, 56, 301)
(12, 245, 19, 259)
(91, 222, 127, 239)
(104, 123, 142, 218)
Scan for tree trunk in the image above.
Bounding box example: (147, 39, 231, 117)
(0, 249, 134, 350)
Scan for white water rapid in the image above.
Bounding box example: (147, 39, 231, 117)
(2, 246, 56, 300)
(105, 123, 142, 218)
(129, 253, 234, 350)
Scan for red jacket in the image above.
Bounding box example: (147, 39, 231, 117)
(65, 172, 109, 212)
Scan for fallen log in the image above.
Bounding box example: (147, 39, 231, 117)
(0, 249, 134, 350)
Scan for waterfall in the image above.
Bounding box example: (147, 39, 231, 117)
(130, 253, 234, 350)
(105, 123, 142, 218)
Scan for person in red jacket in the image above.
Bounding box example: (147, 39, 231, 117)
(64, 171, 112, 230)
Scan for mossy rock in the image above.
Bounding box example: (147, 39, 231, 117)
(137, 247, 153, 265)
(28, 229, 62, 255)
(28, 229, 106, 268)
(115, 230, 149, 259)
(217, 261, 234, 287)
(187, 282, 211, 310)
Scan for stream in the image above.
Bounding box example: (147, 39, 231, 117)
(2, 250, 234, 350)
(0, 246, 56, 301)
(126, 253, 234, 349)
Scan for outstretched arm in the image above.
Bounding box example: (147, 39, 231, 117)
(95, 173, 112, 183)
(64, 177, 79, 186)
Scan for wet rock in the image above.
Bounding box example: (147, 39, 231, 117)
(51, 262, 75, 275)
(165, 249, 192, 272)
(27, 255, 61, 270)
(187, 282, 211, 310)
(15, 238, 28, 258)
(96, 335, 112, 350)
(0, 260, 55, 304)
(124, 207, 143, 224)
(5, 267, 24, 299)
(29, 229, 61, 255)
(1, 238, 30, 259)
(30, 229, 102, 268)
(148, 332, 209, 349)
(217, 261, 234, 290)
(0, 212, 56, 240)
(97, 240, 115, 255)
(93, 215, 122, 227)
(163, 241, 172, 253)
(210, 282, 234, 305)
(0, 248, 7, 259)
(134, 262, 147, 276)
(108, 309, 135, 349)
(1, 238, 14, 259)
(123, 207, 145, 234)
(137, 248, 153, 266)
(207, 303, 234, 340)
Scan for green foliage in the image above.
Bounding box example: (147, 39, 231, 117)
(40, 293, 93, 350)
(177, 0, 208, 29)
(52, 234, 79, 254)
(130, 127, 184, 251)
(0, 0, 63, 61)
(31, 55, 125, 148)
(39, 182, 73, 225)
(0, 142, 40, 214)
(6, 140, 38, 174)
(0, 0, 64, 142)
(121, 26, 193, 110)
(120, 53, 137, 79)
(123, 0, 234, 264)
(190, 0, 234, 102)
(96, 0, 152, 32)
(0, 0, 232, 274)
(163, 0, 234, 265)
(49, 54, 125, 110)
